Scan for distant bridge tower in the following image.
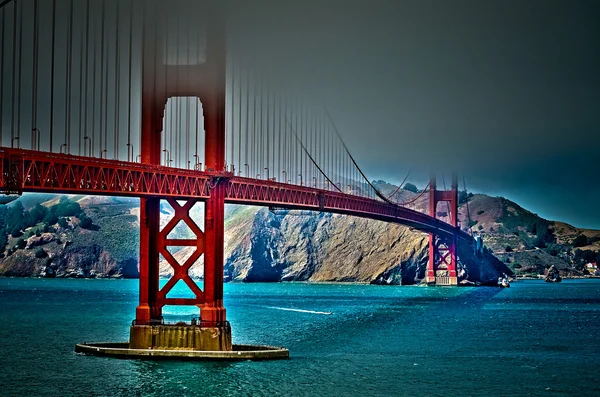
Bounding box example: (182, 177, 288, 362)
(427, 173, 459, 286)
(131, 0, 231, 351)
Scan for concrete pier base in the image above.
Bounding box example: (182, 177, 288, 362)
(77, 321, 288, 361)
(75, 343, 289, 361)
(129, 324, 232, 351)
(426, 275, 458, 286)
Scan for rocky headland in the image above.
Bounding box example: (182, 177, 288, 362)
(1, 182, 596, 284)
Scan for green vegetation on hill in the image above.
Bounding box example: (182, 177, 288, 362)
(0, 197, 96, 255)
(403, 183, 418, 193)
(496, 198, 555, 248)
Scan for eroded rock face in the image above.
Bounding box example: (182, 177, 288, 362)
(50, 245, 119, 278)
(223, 208, 509, 285)
(25, 233, 55, 249)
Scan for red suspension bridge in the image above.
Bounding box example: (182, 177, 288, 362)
(0, 0, 473, 352)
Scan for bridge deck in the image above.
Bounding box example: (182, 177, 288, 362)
(0, 148, 469, 240)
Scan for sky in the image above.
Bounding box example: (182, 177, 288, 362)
(0, 0, 598, 229)
(228, 0, 600, 229)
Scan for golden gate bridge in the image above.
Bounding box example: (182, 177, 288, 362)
(0, 0, 472, 355)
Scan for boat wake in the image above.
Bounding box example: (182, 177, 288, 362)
(265, 306, 332, 315)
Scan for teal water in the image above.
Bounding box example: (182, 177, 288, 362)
(1, 279, 599, 397)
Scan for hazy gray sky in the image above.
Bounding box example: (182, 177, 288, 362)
(1, 0, 598, 229)
(229, 0, 600, 228)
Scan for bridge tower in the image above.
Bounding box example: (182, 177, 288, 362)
(427, 173, 459, 286)
(130, 1, 231, 351)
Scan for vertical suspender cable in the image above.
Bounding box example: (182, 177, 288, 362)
(16, 0, 23, 147)
(186, 98, 190, 168)
(175, 11, 180, 167)
(306, 106, 310, 185)
(0, 6, 4, 146)
(230, 52, 234, 171)
(65, 0, 73, 153)
(265, 80, 269, 179)
(162, 7, 168, 155)
(99, 0, 105, 157)
(283, 92, 287, 180)
(91, 0, 97, 157)
(152, 0, 159, 164)
(50, 0, 56, 152)
(311, 108, 315, 186)
(300, 103, 304, 184)
(186, 17, 191, 169)
(259, 74, 263, 177)
(313, 108, 316, 186)
(169, 96, 174, 165)
(103, 0, 109, 157)
(237, 62, 242, 173)
(278, 90, 282, 180)
(252, 71, 257, 177)
(319, 110, 323, 187)
(283, 94, 287, 180)
(244, 68, 249, 176)
(78, 0, 85, 155)
(195, 98, 199, 167)
(82, 0, 90, 155)
(31, 0, 39, 149)
(113, 0, 120, 159)
(10, 0, 16, 147)
(271, 83, 276, 178)
(126, 0, 133, 160)
(294, 99, 299, 184)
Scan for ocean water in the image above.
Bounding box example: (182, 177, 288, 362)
(0, 278, 599, 397)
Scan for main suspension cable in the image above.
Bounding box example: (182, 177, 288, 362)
(385, 167, 413, 200)
(283, 115, 343, 194)
(323, 107, 398, 206)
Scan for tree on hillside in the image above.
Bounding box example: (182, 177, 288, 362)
(53, 198, 83, 217)
(78, 214, 94, 230)
(534, 226, 555, 248)
(574, 249, 598, 268)
(573, 234, 588, 248)
(15, 238, 26, 250)
(58, 217, 69, 229)
(0, 206, 6, 230)
(458, 190, 473, 204)
(43, 211, 59, 226)
(27, 204, 48, 226)
(403, 183, 418, 193)
(6, 201, 26, 236)
(0, 232, 7, 252)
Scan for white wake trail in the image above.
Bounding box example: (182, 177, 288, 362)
(265, 306, 332, 315)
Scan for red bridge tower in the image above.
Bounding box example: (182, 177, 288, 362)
(130, 2, 231, 351)
(427, 173, 459, 286)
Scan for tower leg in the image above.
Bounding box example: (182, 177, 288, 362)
(427, 234, 436, 284)
(201, 181, 227, 324)
(136, 198, 161, 323)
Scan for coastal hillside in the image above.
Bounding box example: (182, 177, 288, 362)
(373, 181, 600, 277)
(3, 182, 591, 283)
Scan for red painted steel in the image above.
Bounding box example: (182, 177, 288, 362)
(427, 173, 459, 284)
(0, 148, 468, 242)
(156, 199, 205, 307)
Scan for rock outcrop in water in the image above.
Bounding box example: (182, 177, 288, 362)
(0, 193, 510, 284)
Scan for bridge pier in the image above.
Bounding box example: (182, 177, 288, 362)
(130, 1, 232, 352)
(427, 173, 459, 286)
